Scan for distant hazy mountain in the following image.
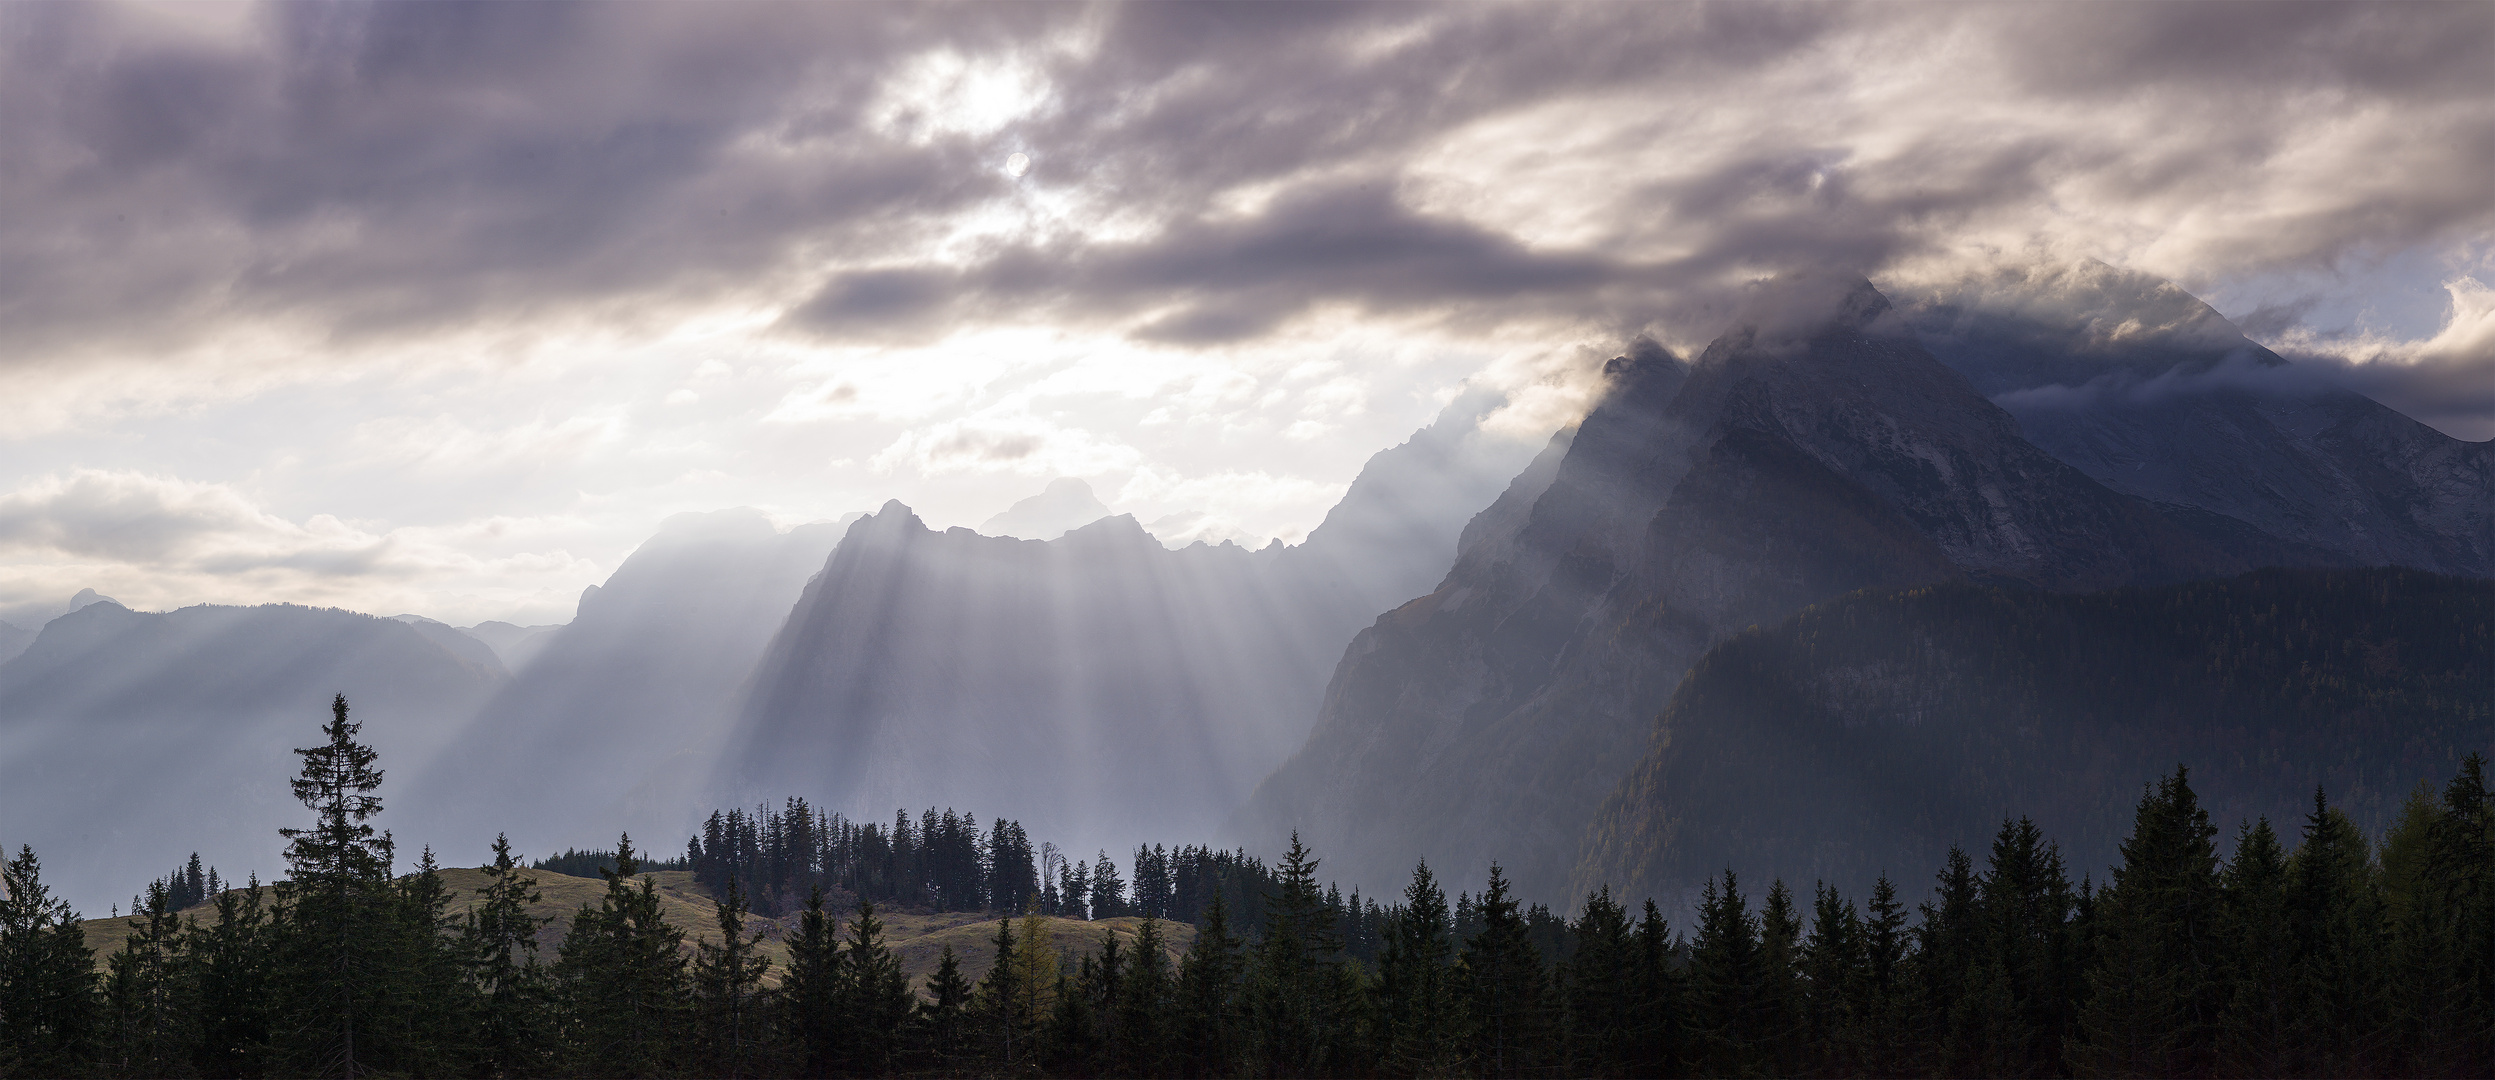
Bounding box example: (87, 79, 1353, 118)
(457, 620, 566, 672)
(981, 478, 1114, 539)
(1577, 568, 2493, 911)
(398, 508, 857, 863)
(1233, 274, 2344, 902)
(719, 391, 1548, 858)
(0, 601, 506, 913)
(1901, 261, 2492, 576)
(0, 621, 31, 665)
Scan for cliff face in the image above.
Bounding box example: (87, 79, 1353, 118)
(1233, 275, 2300, 901)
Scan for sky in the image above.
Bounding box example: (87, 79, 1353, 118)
(0, 1, 2488, 628)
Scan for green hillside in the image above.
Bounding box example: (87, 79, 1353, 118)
(78, 867, 1192, 996)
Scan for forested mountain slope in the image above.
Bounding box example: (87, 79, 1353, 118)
(1234, 274, 2345, 902)
(1576, 567, 2493, 909)
(0, 602, 506, 912)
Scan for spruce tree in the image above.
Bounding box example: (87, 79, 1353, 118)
(2282, 788, 2388, 1074)
(272, 692, 398, 1078)
(1173, 891, 1244, 1078)
(692, 873, 772, 1078)
(1854, 876, 1913, 1077)
(1625, 899, 1687, 1076)
(1115, 918, 1173, 1077)
(779, 885, 843, 1076)
(1457, 864, 1548, 1078)
(103, 880, 192, 1076)
(1244, 834, 1351, 1077)
(388, 846, 478, 1075)
(1560, 887, 1635, 1076)
(2076, 767, 2224, 1077)
(552, 835, 688, 1077)
(836, 898, 913, 1075)
(1800, 883, 1864, 1076)
(1375, 861, 1459, 1076)
(1688, 870, 1770, 1075)
(1756, 880, 1805, 1074)
(920, 943, 973, 1068)
(2215, 818, 2293, 1077)
(186, 875, 275, 1078)
(971, 912, 1025, 1067)
(0, 845, 100, 1076)
(2422, 754, 2494, 1076)
(462, 834, 551, 1078)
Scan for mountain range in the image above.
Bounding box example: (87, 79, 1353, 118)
(1231, 270, 2489, 901)
(3, 262, 2486, 916)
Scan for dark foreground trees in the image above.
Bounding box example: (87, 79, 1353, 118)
(6, 691, 2492, 1078)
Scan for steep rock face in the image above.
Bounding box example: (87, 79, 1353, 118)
(1575, 568, 2493, 912)
(402, 508, 854, 860)
(0, 602, 506, 912)
(1903, 261, 2493, 575)
(720, 394, 1547, 856)
(1234, 276, 2288, 902)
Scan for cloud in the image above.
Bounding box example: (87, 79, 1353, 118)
(0, 470, 604, 625)
(2265, 276, 2495, 440)
(0, 470, 386, 569)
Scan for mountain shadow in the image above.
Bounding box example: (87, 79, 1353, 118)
(1576, 567, 2494, 911)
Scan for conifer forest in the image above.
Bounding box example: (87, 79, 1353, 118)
(0, 693, 2486, 1079)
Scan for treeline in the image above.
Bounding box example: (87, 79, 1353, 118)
(683, 797, 1563, 958)
(3, 695, 2492, 1077)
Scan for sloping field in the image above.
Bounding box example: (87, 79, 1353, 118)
(77, 867, 1194, 995)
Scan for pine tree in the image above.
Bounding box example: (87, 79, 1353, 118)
(186, 874, 275, 1078)
(462, 834, 551, 1078)
(2076, 767, 2224, 1077)
(0, 845, 100, 1076)
(1376, 861, 1459, 1076)
(1457, 864, 1548, 1078)
(1173, 891, 1244, 1078)
(271, 692, 398, 1078)
(780, 885, 843, 1076)
(552, 834, 688, 1076)
(693, 873, 773, 1078)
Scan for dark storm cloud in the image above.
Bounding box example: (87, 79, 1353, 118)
(1, 0, 2491, 425)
